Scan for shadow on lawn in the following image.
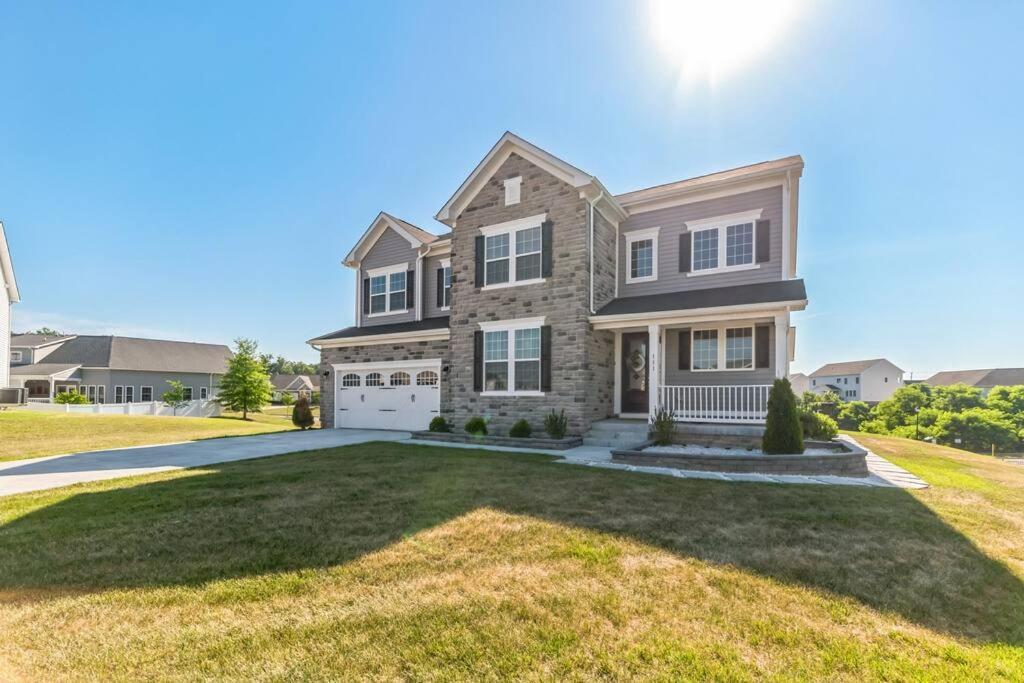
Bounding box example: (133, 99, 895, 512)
(0, 442, 1021, 646)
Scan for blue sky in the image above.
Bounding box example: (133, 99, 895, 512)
(1, 1, 1020, 377)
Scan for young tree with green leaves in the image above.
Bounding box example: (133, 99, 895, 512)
(162, 380, 190, 416)
(217, 338, 273, 420)
(931, 383, 984, 413)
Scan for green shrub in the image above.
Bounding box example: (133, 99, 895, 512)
(933, 408, 1017, 452)
(428, 416, 451, 433)
(650, 407, 676, 446)
(280, 392, 295, 406)
(762, 378, 804, 454)
(509, 419, 533, 438)
(464, 416, 488, 436)
(544, 409, 568, 439)
(799, 410, 838, 441)
(54, 391, 89, 405)
(291, 396, 315, 430)
(836, 401, 871, 430)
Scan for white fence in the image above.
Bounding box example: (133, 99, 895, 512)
(659, 384, 772, 423)
(21, 399, 221, 418)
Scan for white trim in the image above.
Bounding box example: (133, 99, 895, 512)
(332, 358, 442, 372)
(440, 258, 451, 267)
(415, 254, 423, 322)
(440, 260, 452, 310)
(624, 226, 660, 284)
(366, 310, 409, 319)
(478, 315, 546, 331)
(686, 209, 762, 275)
(480, 277, 544, 291)
(478, 213, 547, 237)
(365, 262, 409, 277)
(503, 176, 522, 206)
(684, 209, 763, 232)
(481, 390, 545, 397)
(343, 212, 434, 267)
(689, 325, 757, 373)
(311, 328, 450, 349)
(589, 300, 805, 329)
(782, 172, 791, 279)
(613, 331, 622, 415)
(141, 386, 154, 402)
(0, 221, 20, 303)
(686, 263, 760, 278)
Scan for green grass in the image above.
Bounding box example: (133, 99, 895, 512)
(222, 404, 321, 429)
(0, 409, 293, 461)
(0, 433, 1021, 679)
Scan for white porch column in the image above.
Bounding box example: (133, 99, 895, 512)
(774, 312, 789, 379)
(648, 323, 661, 420)
(612, 331, 622, 416)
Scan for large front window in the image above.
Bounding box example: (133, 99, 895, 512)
(483, 330, 509, 390)
(692, 326, 757, 372)
(368, 266, 407, 316)
(482, 322, 544, 394)
(514, 328, 541, 391)
(725, 327, 753, 369)
(693, 329, 718, 370)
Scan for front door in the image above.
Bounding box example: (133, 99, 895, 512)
(621, 332, 649, 413)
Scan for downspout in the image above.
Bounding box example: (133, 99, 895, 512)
(588, 191, 605, 315)
(415, 249, 426, 321)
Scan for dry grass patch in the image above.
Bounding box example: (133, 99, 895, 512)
(0, 410, 292, 461)
(0, 437, 1021, 679)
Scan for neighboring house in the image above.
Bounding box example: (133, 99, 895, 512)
(9, 335, 231, 403)
(925, 368, 1024, 396)
(788, 372, 810, 395)
(310, 132, 808, 434)
(809, 359, 905, 403)
(10, 333, 77, 366)
(271, 373, 320, 401)
(0, 222, 20, 390)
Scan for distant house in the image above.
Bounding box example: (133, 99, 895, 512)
(0, 222, 20, 391)
(810, 359, 905, 403)
(270, 374, 320, 402)
(10, 333, 77, 367)
(925, 368, 1024, 395)
(788, 372, 810, 395)
(9, 335, 231, 403)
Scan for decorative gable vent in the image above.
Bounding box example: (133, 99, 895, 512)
(503, 176, 522, 206)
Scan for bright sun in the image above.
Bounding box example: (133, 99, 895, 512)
(650, 0, 801, 84)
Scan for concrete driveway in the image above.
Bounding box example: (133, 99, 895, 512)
(0, 429, 409, 497)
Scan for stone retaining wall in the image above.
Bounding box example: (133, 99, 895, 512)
(612, 440, 869, 477)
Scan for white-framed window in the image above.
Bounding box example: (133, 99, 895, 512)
(341, 373, 361, 387)
(10, 350, 22, 363)
(125, 386, 134, 402)
(625, 227, 659, 283)
(199, 386, 208, 400)
(365, 372, 384, 387)
(366, 263, 408, 317)
(87, 385, 96, 402)
(692, 325, 758, 372)
(182, 386, 193, 401)
(114, 386, 124, 403)
(141, 386, 153, 402)
(390, 371, 410, 386)
(685, 209, 763, 276)
(441, 259, 452, 310)
(96, 385, 106, 404)
(416, 370, 438, 386)
(480, 317, 545, 396)
(480, 214, 546, 289)
(504, 176, 522, 206)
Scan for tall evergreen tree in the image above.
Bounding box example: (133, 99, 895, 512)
(217, 338, 273, 420)
(762, 377, 804, 454)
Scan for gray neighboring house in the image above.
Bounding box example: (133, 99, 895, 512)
(310, 132, 808, 435)
(925, 368, 1024, 396)
(270, 373, 320, 402)
(9, 335, 231, 403)
(10, 333, 77, 367)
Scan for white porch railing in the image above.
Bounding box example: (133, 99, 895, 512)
(659, 384, 772, 423)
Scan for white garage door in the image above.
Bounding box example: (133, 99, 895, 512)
(335, 364, 440, 431)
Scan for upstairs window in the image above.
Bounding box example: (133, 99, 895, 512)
(515, 227, 542, 280)
(388, 272, 406, 311)
(442, 265, 452, 308)
(478, 214, 549, 289)
(684, 210, 765, 276)
(369, 275, 387, 314)
(10, 350, 22, 363)
(365, 264, 409, 316)
(692, 228, 719, 271)
(485, 233, 510, 285)
(625, 227, 660, 284)
(725, 223, 754, 266)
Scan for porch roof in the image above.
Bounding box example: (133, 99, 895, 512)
(10, 363, 82, 380)
(593, 280, 807, 318)
(309, 315, 450, 345)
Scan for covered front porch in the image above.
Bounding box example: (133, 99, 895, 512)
(596, 308, 795, 425)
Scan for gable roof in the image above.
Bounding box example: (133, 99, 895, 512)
(811, 359, 901, 377)
(0, 221, 19, 304)
(10, 333, 77, 349)
(434, 131, 626, 227)
(343, 212, 442, 268)
(40, 335, 231, 374)
(926, 368, 1024, 388)
(270, 374, 320, 391)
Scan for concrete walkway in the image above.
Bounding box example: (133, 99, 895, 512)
(1, 429, 926, 498)
(0, 429, 409, 497)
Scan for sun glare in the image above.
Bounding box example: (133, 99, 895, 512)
(650, 0, 801, 85)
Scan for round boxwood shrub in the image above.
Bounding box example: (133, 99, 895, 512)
(464, 416, 488, 436)
(799, 409, 839, 440)
(762, 378, 804, 454)
(428, 416, 452, 433)
(509, 419, 532, 438)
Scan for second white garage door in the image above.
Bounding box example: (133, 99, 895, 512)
(335, 362, 441, 431)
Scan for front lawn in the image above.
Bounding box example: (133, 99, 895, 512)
(0, 410, 293, 462)
(0, 434, 1020, 679)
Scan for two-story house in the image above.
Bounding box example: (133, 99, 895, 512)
(310, 133, 808, 435)
(810, 359, 905, 403)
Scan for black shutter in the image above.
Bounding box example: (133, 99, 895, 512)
(475, 236, 485, 286)
(541, 220, 553, 277)
(473, 331, 483, 392)
(678, 329, 691, 371)
(436, 267, 444, 307)
(679, 233, 691, 273)
(756, 219, 770, 263)
(541, 325, 552, 391)
(362, 278, 370, 315)
(406, 270, 415, 310)
(755, 325, 771, 369)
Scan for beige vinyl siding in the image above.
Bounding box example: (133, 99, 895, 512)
(663, 323, 776, 386)
(359, 227, 419, 327)
(618, 186, 784, 297)
(423, 253, 450, 319)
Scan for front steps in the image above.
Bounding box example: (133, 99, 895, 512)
(584, 419, 767, 449)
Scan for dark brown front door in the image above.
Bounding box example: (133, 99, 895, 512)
(621, 332, 649, 413)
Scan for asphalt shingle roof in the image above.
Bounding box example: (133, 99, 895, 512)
(311, 316, 449, 342)
(40, 336, 231, 374)
(593, 280, 807, 317)
(926, 368, 1024, 388)
(10, 333, 76, 348)
(811, 359, 895, 377)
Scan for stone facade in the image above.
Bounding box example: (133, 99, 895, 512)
(319, 337, 450, 429)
